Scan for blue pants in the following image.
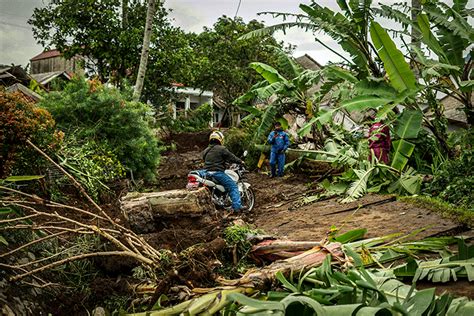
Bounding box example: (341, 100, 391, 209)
(207, 171, 242, 211)
(270, 151, 285, 177)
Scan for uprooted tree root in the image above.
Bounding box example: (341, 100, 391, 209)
(0, 140, 174, 284)
(0, 140, 248, 312)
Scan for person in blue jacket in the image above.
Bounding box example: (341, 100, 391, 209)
(267, 122, 290, 177)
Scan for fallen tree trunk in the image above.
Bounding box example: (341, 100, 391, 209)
(129, 242, 345, 316)
(254, 145, 335, 174)
(219, 242, 343, 288)
(250, 239, 323, 263)
(121, 188, 214, 233)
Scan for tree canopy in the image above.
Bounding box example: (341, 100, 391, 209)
(189, 16, 292, 106)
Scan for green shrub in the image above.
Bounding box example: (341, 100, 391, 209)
(39, 78, 161, 181)
(426, 131, 474, 210)
(161, 103, 212, 133)
(225, 120, 261, 168)
(55, 134, 126, 200)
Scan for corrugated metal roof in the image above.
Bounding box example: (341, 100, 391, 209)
(30, 49, 62, 61)
(31, 71, 72, 85)
(6, 83, 42, 102)
(296, 54, 323, 70)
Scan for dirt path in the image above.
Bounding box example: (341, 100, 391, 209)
(157, 147, 465, 241)
(249, 172, 463, 240)
(157, 134, 473, 298)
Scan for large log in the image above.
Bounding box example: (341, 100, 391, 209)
(121, 188, 214, 233)
(218, 242, 344, 288)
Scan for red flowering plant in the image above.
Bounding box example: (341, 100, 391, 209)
(0, 90, 59, 178)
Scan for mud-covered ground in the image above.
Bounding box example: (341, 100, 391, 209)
(3, 131, 471, 316)
(156, 131, 473, 298)
(158, 138, 467, 243)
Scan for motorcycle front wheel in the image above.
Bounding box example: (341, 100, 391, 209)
(241, 186, 255, 212)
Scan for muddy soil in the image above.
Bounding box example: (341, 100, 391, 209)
(248, 173, 473, 299)
(250, 172, 463, 240)
(157, 134, 473, 298)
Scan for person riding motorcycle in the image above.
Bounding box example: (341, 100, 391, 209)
(201, 131, 244, 212)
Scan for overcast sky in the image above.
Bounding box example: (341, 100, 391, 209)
(1, 0, 409, 68)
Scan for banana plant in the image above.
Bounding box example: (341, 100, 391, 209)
(233, 46, 323, 140)
(375, 0, 473, 126)
(138, 243, 474, 315)
(240, 0, 381, 77)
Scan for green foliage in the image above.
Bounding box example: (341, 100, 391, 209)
(39, 78, 161, 181)
(29, 0, 162, 83)
(191, 16, 290, 106)
(376, 1, 473, 126)
(370, 21, 417, 92)
(393, 239, 474, 283)
(223, 224, 262, 275)
(161, 103, 212, 133)
(56, 134, 125, 200)
(151, 236, 474, 315)
(425, 148, 474, 210)
(223, 224, 261, 249)
(391, 109, 423, 171)
(224, 120, 262, 168)
(234, 53, 322, 144)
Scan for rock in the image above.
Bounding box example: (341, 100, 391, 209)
(27, 252, 36, 261)
(2, 304, 15, 316)
(92, 307, 106, 316)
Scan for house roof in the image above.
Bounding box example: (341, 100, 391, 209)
(0, 65, 31, 86)
(295, 54, 323, 70)
(30, 49, 62, 61)
(439, 94, 469, 125)
(6, 83, 43, 102)
(31, 71, 72, 85)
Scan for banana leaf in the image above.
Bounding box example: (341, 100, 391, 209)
(266, 45, 303, 78)
(388, 167, 421, 195)
(417, 14, 448, 62)
(341, 166, 376, 203)
(369, 21, 416, 92)
(391, 110, 423, 171)
(317, 95, 393, 125)
(250, 62, 286, 84)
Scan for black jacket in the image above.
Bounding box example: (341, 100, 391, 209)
(201, 145, 242, 172)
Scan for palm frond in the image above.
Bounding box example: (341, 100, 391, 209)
(424, 4, 473, 42)
(342, 166, 376, 203)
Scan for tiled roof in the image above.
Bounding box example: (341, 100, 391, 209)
(30, 49, 62, 61)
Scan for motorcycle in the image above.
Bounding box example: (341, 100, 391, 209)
(186, 153, 255, 212)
